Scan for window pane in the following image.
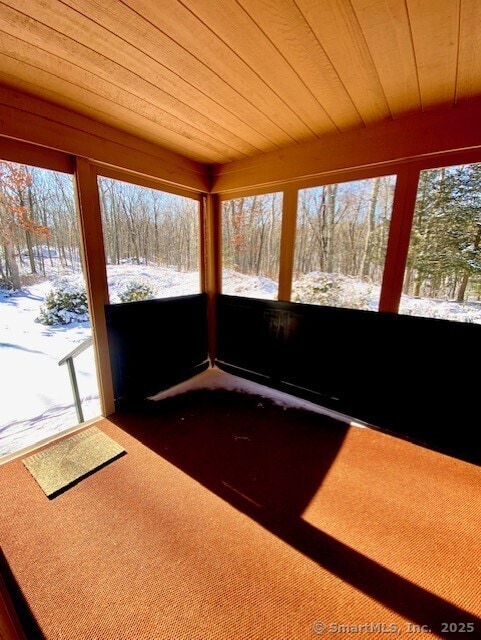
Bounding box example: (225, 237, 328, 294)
(0, 160, 100, 455)
(98, 177, 200, 302)
(293, 176, 396, 310)
(222, 192, 282, 300)
(400, 163, 481, 324)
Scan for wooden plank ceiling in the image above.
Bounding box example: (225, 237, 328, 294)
(0, 0, 479, 164)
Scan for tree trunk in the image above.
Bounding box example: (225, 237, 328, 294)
(326, 184, 337, 273)
(413, 273, 422, 297)
(25, 230, 37, 273)
(361, 178, 380, 278)
(457, 227, 481, 302)
(5, 242, 21, 289)
(26, 183, 37, 273)
(456, 273, 469, 302)
(403, 269, 412, 295)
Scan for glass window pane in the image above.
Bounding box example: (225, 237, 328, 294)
(400, 163, 481, 324)
(222, 192, 282, 300)
(98, 177, 200, 302)
(293, 176, 396, 310)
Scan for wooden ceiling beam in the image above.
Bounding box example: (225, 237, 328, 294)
(212, 103, 481, 193)
(0, 86, 209, 192)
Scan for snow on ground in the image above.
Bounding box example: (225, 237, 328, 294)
(106, 263, 201, 302)
(222, 269, 278, 300)
(2, 263, 481, 458)
(399, 294, 481, 323)
(0, 280, 99, 456)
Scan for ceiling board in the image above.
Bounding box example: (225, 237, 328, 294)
(407, 0, 460, 110)
(181, 0, 338, 137)
(0, 37, 248, 164)
(0, 0, 480, 164)
(123, 0, 311, 144)
(351, 0, 421, 116)
(0, 61, 228, 164)
(238, 0, 363, 132)
(296, 0, 391, 124)
(61, 0, 278, 151)
(0, 0, 256, 159)
(456, 0, 481, 103)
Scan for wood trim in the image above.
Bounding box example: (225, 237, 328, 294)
(204, 193, 221, 364)
(218, 184, 284, 201)
(216, 165, 400, 201)
(278, 188, 298, 301)
(212, 103, 481, 193)
(0, 137, 73, 173)
(74, 157, 115, 416)
(275, 165, 399, 193)
(406, 147, 481, 173)
(90, 163, 204, 200)
(0, 86, 208, 191)
(199, 195, 207, 294)
(379, 166, 421, 313)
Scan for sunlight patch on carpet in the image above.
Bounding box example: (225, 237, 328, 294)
(22, 427, 125, 497)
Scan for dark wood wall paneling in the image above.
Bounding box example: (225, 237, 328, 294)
(105, 294, 208, 407)
(216, 295, 480, 465)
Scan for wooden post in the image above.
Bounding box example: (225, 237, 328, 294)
(204, 193, 221, 364)
(74, 157, 115, 416)
(278, 187, 298, 301)
(379, 166, 421, 313)
(199, 195, 207, 294)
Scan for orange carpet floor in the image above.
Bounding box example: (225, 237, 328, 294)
(0, 389, 480, 639)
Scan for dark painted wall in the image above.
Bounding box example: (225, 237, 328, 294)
(105, 294, 208, 408)
(216, 295, 480, 465)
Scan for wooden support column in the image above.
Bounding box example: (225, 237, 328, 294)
(204, 193, 221, 364)
(379, 166, 421, 313)
(74, 157, 115, 416)
(278, 188, 298, 301)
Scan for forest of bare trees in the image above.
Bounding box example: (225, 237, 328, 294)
(221, 177, 395, 289)
(0, 162, 200, 291)
(97, 177, 199, 272)
(222, 192, 283, 278)
(0, 163, 81, 289)
(2, 159, 481, 309)
(221, 166, 481, 307)
(294, 176, 395, 284)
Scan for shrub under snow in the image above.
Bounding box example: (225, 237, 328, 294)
(37, 278, 89, 325)
(118, 280, 156, 303)
(292, 271, 374, 310)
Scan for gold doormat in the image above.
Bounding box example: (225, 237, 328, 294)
(22, 427, 125, 498)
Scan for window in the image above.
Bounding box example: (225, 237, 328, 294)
(399, 163, 481, 324)
(221, 192, 282, 300)
(98, 177, 201, 303)
(0, 160, 100, 455)
(293, 176, 396, 310)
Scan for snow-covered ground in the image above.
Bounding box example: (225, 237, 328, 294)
(222, 269, 278, 299)
(2, 263, 481, 458)
(106, 263, 201, 302)
(0, 280, 99, 456)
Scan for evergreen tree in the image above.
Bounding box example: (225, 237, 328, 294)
(407, 163, 481, 302)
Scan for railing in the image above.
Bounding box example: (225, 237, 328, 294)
(58, 336, 93, 424)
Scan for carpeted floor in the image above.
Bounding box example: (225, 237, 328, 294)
(0, 389, 479, 639)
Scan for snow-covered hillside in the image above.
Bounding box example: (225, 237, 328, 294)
(2, 263, 481, 457)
